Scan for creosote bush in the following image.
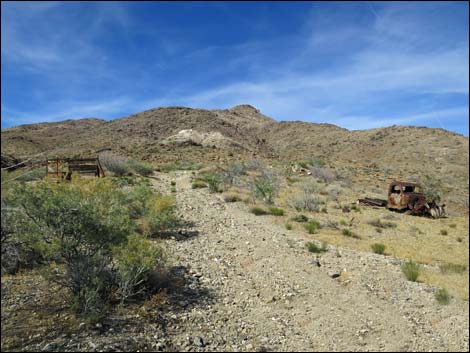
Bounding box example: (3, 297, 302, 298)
(401, 260, 420, 282)
(3, 177, 173, 320)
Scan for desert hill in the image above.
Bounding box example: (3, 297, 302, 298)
(2, 104, 468, 212)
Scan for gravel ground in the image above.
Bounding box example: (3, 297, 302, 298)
(150, 171, 469, 352)
(2, 170, 468, 352)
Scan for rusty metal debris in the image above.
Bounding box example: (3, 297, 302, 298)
(358, 181, 446, 218)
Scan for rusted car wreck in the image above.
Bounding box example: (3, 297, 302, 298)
(359, 181, 446, 218)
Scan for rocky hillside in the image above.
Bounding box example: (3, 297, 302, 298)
(2, 104, 469, 211)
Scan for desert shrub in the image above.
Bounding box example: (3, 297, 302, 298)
(367, 219, 397, 229)
(250, 207, 269, 216)
(449, 224, 457, 228)
(170, 181, 176, 186)
(3, 177, 175, 320)
(192, 180, 207, 189)
(341, 228, 359, 238)
(221, 163, 246, 186)
(128, 160, 154, 177)
(285, 223, 293, 230)
(11, 179, 132, 318)
(325, 184, 342, 201)
(252, 170, 279, 204)
(306, 241, 327, 253)
(339, 219, 348, 226)
(125, 183, 155, 219)
(113, 234, 166, 303)
(351, 204, 361, 212)
(401, 260, 420, 282)
(304, 220, 320, 234)
(421, 175, 443, 202)
(268, 207, 284, 216)
(435, 288, 451, 305)
(291, 214, 309, 222)
(288, 192, 323, 212)
(439, 263, 467, 274)
(159, 161, 202, 172)
(440, 229, 448, 235)
(299, 180, 320, 194)
(370, 243, 386, 255)
(141, 195, 180, 236)
(99, 152, 131, 176)
(224, 193, 241, 202)
(198, 172, 223, 193)
(309, 166, 336, 183)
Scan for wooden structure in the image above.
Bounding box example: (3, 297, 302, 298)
(46, 157, 105, 179)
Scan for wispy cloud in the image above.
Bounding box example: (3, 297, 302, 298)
(1, 2, 468, 135)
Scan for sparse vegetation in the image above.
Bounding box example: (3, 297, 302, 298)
(250, 207, 269, 216)
(306, 241, 327, 253)
(198, 172, 223, 193)
(439, 263, 467, 274)
(370, 243, 386, 255)
(285, 223, 293, 230)
(224, 193, 241, 202)
(127, 160, 154, 177)
(291, 214, 309, 222)
(367, 218, 397, 229)
(401, 260, 421, 282)
(288, 192, 323, 212)
(268, 207, 284, 216)
(192, 180, 207, 189)
(252, 169, 279, 204)
(421, 175, 443, 203)
(440, 229, 448, 235)
(304, 220, 320, 234)
(435, 288, 451, 305)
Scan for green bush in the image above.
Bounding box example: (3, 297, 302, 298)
(401, 260, 420, 282)
(285, 223, 293, 230)
(113, 234, 166, 303)
(268, 207, 284, 216)
(252, 171, 279, 204)
(3, 177, 174, 320)
(198, 172, 223, 193)
(250, 207, 269, 216)
(421, 175, 443, 203)
(11, 179, 132, 318)
(440, 229, 448, 235)
(141, 195, 180, 236)
(128, 160, 154, 177)
(341, 228, 353, 236)
(435, 288, 451, 305)
(99, 152, 131, 176)
(224, 194, 241, 202)
(192, 180, 207, 189)
(304, 220, 320, 234)
(291, 214, 309, 222)
(288, 193, 323, 212)
(306, 241, 327, 253)
(371, 243, 386, 255)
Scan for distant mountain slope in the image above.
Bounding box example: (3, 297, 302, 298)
(2, 105, 468, 212)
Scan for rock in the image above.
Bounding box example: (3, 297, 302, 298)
(194, 336, 204, 347)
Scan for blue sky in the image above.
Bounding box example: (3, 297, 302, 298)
(1, 1, 469, 135)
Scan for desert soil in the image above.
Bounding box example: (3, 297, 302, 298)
(1, 170, 468, 352)
(149, 171, 469, 352)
